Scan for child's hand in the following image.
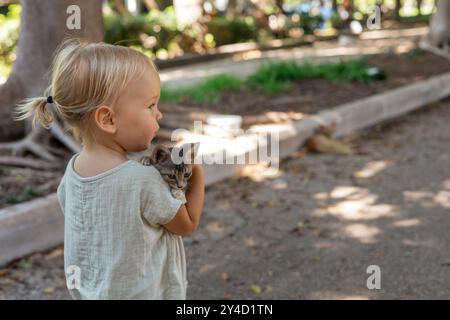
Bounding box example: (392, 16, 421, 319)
(188, 164, 204, 189)
(164, 163, 205, 236)
(191, 164, 203, 178)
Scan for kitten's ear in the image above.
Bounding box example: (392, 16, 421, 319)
(150, 144, 171, 164)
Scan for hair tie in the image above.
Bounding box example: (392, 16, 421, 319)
(46, 96, 54, 104)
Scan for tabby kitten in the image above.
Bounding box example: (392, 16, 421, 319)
(140, 142, 200, 201)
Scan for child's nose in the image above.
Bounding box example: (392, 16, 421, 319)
(157, 111, 163, 121)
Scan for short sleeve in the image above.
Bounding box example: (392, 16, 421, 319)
(56, 174, 66, 216)
(140, 165, 186, 227)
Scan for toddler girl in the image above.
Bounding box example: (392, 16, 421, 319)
(14, 38, 205, 299)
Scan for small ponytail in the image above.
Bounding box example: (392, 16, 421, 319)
(14, 95, 56, 129)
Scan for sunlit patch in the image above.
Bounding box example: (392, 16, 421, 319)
(312, 241, 336, 250)
(395, 43, 415, 54)
(199, 263, 216, 274)
(403, 190, 434, 201)
(241, 163, 282, 182)
(272, 180, 288, 190)
(308, 291, 370, 300)
(244, 237, 257, 247)
(344, 223, 380, 244)
(239, 50, 262, 61)
(392, 218, 420, 228)
(326, 194, 395, 221)
(354, 161, 390, 178)
(330, 186, 361, 199)
(434, 191, 450, 208)
(314, 192, 329, 200)
(205, 221, 224, 234)
(403, 188, 450, 209)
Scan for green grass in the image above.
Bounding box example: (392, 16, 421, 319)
(161, 74, 243, 104)
(5, 186, 41, 204)
(405, 48, 425, 60)
(246, 59, 380, 93)
(161, 59, 385, 103)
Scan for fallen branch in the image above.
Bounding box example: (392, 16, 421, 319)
(0, 155, 61, 170)
(419, 40, 450, 61)
(242, 111, 304, 126)
(0, 128, 57, 161)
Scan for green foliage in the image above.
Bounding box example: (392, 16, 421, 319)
(103, 7, 180, 58)
(0, 4, 20, 76)
(5, 186, 41, 204)
(298, 12, 323, 35)
(161, 74, 243, 104)
(162, 59, 386, 103)
(247, 59, 381, 93)
(206, 16, 258, 47)
(246, 61, 302, 93)
(400, 13, 432, 23)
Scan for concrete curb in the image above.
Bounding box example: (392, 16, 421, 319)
(155, 37, 316, 70)
(0, 194, 63, 266)
(160, 30, 425, 89)
(1, 71, 450, 267)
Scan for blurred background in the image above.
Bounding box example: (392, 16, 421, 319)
(0, 0, 449, 300)
(0, 0, 439, 80)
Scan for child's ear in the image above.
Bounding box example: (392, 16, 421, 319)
(150, 144, 171, 164)
(94, 106, 117, 134)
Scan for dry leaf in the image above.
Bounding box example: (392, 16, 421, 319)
(221, 272, 230, 282)
(43, 287, 55, 294)
(250, 285, 262, 294)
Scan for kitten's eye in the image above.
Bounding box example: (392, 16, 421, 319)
(184, 172, 191, 178)
(167, 174, 175, 179)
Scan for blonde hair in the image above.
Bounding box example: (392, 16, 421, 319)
(14, 37, 158, 145)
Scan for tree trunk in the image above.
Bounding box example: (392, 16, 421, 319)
(394, 0, 402, 20)
(226, 0, 237, 18)
(417, 0, 423, 15)
(332, 0, 338, 11)
(143, 0, 160, 11)
(275, 0, 285, 14)
(0, 0, 104, 142)
(429, 0, 450, 47)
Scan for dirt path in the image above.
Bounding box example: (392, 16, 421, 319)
(1, 99, 449, 300)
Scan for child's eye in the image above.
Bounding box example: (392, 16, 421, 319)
(148, 104, 155, 109)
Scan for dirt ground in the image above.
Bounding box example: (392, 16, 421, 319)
(0, 96, 449, 300)
(177, 50, 450, 117)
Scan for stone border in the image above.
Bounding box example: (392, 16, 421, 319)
(0, 194, 63, 266)
(155, 26, 427, 70)
(154, 35, 335, 70)
(1, 71, 450, 267)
